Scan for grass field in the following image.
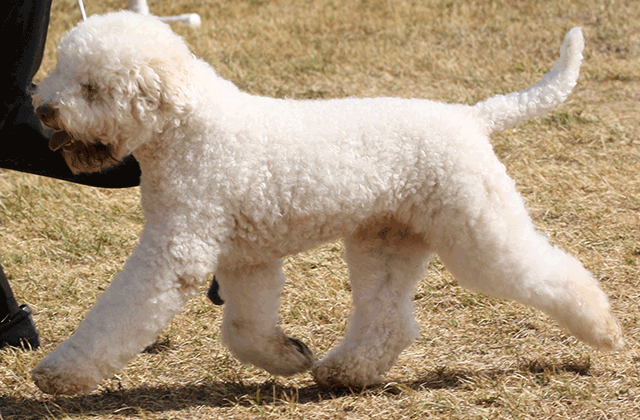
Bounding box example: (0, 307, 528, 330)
(1, 0, 639, 418)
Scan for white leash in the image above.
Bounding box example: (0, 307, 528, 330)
(77, 0, 87, 21)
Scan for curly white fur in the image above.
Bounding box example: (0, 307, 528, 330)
(31, 12, 622, 395)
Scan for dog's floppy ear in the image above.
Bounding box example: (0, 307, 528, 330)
(129, 57, 193, 130)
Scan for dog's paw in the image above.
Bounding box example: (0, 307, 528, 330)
(31, 349, 100, 395)
(265, 334, 315, 376)
(311, 355, 383, 389)
(224, 324, 316, 376)
(312, 361, 379, 389)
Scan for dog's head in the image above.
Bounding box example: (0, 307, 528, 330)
(34, 11, 194, 173)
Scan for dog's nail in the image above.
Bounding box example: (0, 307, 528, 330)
(286, 336, 315, 360)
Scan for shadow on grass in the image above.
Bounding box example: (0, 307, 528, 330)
(0, 357, 592, 418)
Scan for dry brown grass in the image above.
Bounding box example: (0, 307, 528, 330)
(1, 0, 639, 418)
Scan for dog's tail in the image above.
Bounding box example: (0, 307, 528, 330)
(472, 27, 584, 136)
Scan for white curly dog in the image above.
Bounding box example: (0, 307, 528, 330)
(32, 11, 623, 395)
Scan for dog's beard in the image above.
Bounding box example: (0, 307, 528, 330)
(48, 130, 122, 174)
(36, 102, 124, 174)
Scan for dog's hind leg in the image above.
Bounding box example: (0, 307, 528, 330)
(312, 220, 431, 388)
(432, 169, 624, 351)
(218, 260, 315, 376)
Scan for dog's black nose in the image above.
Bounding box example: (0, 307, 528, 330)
(35, 104, 59, 127)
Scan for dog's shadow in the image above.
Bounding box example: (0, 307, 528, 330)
(0, 358, 591, 417)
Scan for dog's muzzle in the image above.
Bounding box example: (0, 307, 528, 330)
(35, 104, 73, 151)
(34, 104, 122, 174)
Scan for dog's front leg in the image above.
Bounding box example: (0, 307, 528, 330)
(217, 260, 315, 376)
(31, 233, 205, 395)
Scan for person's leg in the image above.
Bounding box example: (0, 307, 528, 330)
(0, 265, 19, 319)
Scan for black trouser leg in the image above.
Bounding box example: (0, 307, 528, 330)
(0, 265, 19, 320)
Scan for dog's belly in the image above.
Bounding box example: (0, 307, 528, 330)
(221, 214, 355, 267)
(219, 208, 428, 269)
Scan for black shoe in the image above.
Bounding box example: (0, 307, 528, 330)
(0, 304, 40, 350)
(207, 276, 224, 305)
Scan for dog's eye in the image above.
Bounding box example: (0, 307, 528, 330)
(81, 83, 100, 101)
